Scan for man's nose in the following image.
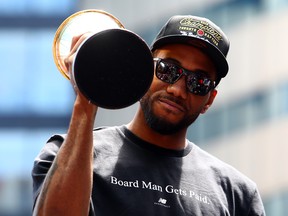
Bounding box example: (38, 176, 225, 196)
(166, 76, 188, 99)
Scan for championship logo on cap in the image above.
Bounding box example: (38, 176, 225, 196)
(178, 17, 223, 47)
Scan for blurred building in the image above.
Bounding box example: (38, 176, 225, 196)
(0, 0, 287, 215)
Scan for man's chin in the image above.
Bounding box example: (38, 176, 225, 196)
(140, 93, 197, 134)
(145, 113, 185, 135)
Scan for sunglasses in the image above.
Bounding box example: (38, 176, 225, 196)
(153, 58, 216, 96)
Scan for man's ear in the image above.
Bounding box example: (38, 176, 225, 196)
(201, 89, 217, 114)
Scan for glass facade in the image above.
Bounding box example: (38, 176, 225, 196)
(0, 29, 73, 115)
(188, 80, 288, 144)
(0, 1, 76, 215)
(0, 0, 75, 15)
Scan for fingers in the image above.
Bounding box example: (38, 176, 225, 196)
(64, 53, 76, 76)
(70, 32, 93, 55)
(64, 32, 93, 78)
(63, 32, 99, 109)
(70, 34, 83, 51)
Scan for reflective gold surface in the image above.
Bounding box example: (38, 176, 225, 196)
(52, 9, 124, 79)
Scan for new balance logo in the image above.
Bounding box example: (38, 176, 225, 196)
(154, 197, 170, 208)
(158, 198, 167, 204)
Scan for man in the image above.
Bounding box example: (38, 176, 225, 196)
(32, 15, 266, 215)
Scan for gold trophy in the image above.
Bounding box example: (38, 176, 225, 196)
(52, 9, 153, 109)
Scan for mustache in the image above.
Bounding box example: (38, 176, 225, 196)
(158, 94, 188, 111)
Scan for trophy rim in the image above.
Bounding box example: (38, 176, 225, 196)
(52, 9, 125, 79)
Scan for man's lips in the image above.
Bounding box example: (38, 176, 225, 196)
(158, 97, 186, 113)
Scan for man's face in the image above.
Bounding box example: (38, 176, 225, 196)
(140, 44, 217, 134)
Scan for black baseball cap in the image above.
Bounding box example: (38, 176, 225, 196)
(151, 15, 230, 83)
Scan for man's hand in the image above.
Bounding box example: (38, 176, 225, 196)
(63, 32, 98, 113)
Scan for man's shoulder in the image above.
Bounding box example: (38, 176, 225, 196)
(191, 143, 257, 189)
(188, 143, 265, 215)
(92, 125, 125, 138)
(92, 125, 127, 150)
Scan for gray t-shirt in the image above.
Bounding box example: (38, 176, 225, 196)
(32, 125, 265, 216)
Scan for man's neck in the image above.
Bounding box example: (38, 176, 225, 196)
(127, 110, 188, 151)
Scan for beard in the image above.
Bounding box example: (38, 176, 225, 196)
(140, 90, 200, 135)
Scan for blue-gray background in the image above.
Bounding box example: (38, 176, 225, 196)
(0, 0, 288, 215)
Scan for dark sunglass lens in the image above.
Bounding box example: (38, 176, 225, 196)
(156, 61, 179, 84)
(187, 74, 214, 96)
